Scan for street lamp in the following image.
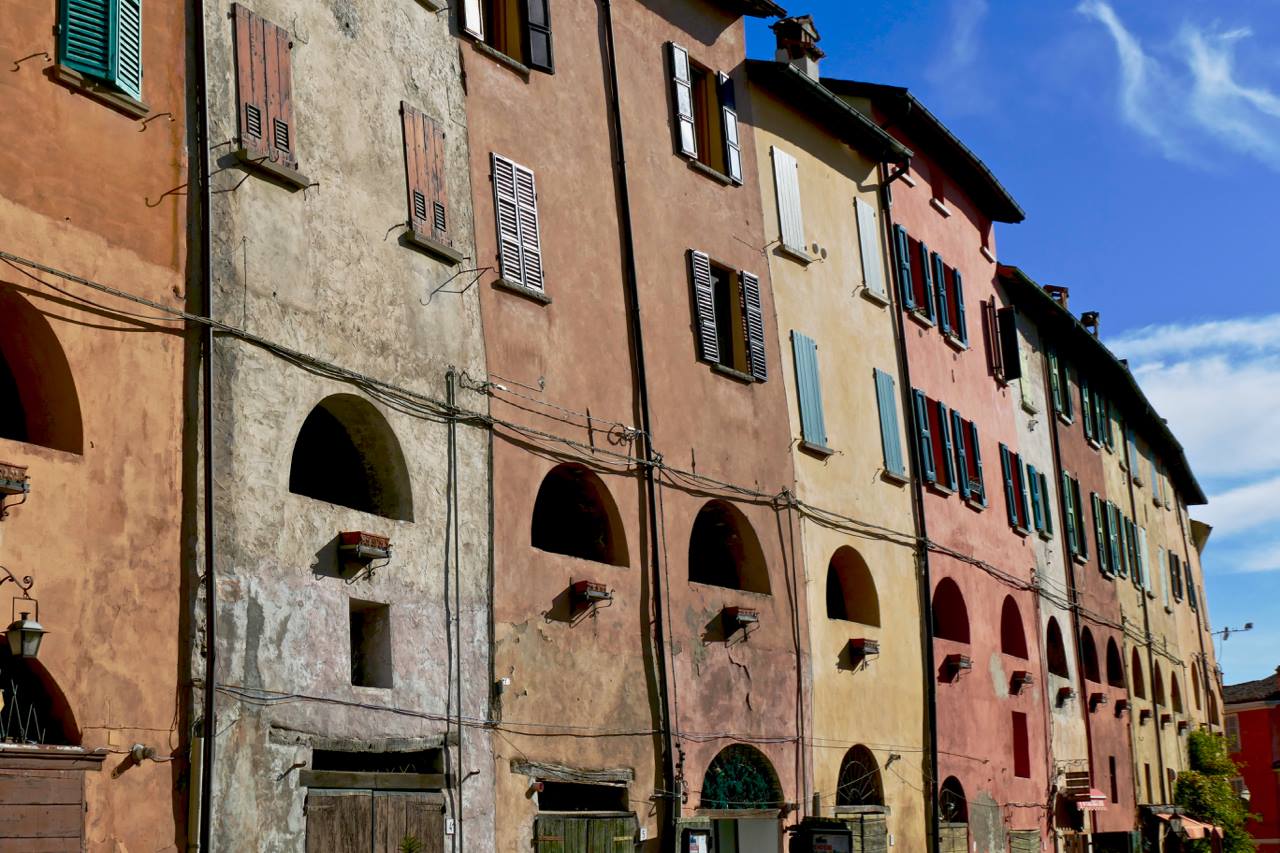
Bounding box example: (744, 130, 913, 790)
(0, 565, 44, 659)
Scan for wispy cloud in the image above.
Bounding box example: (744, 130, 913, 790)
(1077, 2, 1280, 170)
(926, 0, 991, 113)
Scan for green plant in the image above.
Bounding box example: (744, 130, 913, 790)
(399, 835, 423, 853)
(1174, 730, 1257, 853)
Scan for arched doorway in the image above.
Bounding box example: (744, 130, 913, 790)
(938, 776, 968, 853)
(699, 744, 783, 853)
(835, 745, 887, 849)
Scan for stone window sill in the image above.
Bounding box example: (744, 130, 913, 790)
(469, 39, 531, 78)
(493, 277, 551, 304)
(404, 229, 465, 265)
(235, 148, 312, 190)
(881, 469, 909, 486)
(415, 0, 445, 10)
(930, 197, 952, 218)
(980, 246, 996, 263)
(686, 157, 735, 186)
(944, 333, 968, 352)
(51, 65, 149, 119)
(908, 309, 936, 330)
(799, 440, 834, 459)
(775, 242, 813, 265)
(711, 363, 757, 384)
(860, 286, 890, 307)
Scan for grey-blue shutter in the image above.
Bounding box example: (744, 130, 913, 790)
(933, 253, 951, 335)
(1000, 444, 1018, 526)
(739, 270, 767, 381)
(951, 410, 969, 499)
(855, 198, 887, 298)
(719, 72, 742, 184)
(1127, 428, 1139, 480)
(912, 390, 936, 483)
(1016, 458, 1031, 530)
(970, 421, 986, 505)
(1091, 493, 1108, 574)
(669, 43, 697, 158)
(59, 0, 114, 82)
(894, 226, 915, 310)
(791, 331, 827, 447)
(114, 0, 142, 99)
(918, 241, 936, 322)
(1081, 378, 1095, 442)
(953, 269, 968, 344)
(525, 0, 554, 73)
(937, 401, 957, 490)
(688, 250, 720, 364)
(1062, 471, 1077, 555)
(1028, 464, 1043, 532)
(874, 369, 906, 478)
(1040, 472, 1053, 536)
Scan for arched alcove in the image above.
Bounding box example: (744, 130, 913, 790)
(1080, 628, 1100, 683)
(1131, 648, 1147, 699)
(530, 463, 629, 566)
(939, 776, 967, 822)
(1171, 674, 1183, 713)
(1153, 663, 1166, 706)
(932, 578, 969, 643)
(700, 744, 783, 809)
(826, 547, 879, 626)
(1106, 638, 1126, 689)
(288, 394, 414, 521)
(688, 500, 770, 594)
(1192, 665, 1202, 711)
(836, 745, 883, 807)
(0, 288, 83, 453)
(1046, 617, 1069, 678)
(0, 651, 80, 745)
(1000, 596, 1028, 659)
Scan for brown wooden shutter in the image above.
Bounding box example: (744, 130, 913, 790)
(401, 102, 450, 247)
(233, 3, 297, 170)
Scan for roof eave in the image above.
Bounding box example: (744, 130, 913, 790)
(715, 0, 786, 18)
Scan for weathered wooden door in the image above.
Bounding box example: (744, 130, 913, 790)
(937, 822, 968, 853)
(306, 790, 373, 853)
(0, 749, 100, 853)
(306, 790, 444, 853)
(534, 815, 638, 852)
(373, 792, 444, 853)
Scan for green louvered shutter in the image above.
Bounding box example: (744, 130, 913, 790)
(918, 241, 936, 322)
(1081, 379, 1095, 442)
(1186, 561, 1198, 610)
(113, 0, 142, 99)
(937, 401, 957, 490)
(1048, 350, 1064, 413)
(913, 389, 936, 483)
(1075, 479, 1088, 559)
(1039, 472, 1053, 536)
(792, 331, 827, 448)
(1062, 471, 1077, 555)
(874, 369, 906, 478)
(952, 410, 969, 499)
(894, 225, 915, 310)
(933, 253, 951, 335)
(1016, 458, 1031, 531)
(1000, 444, 1018, 526)
(953, 269, 968, 344)
(1028, 464, 1043, 532)
(59, 0, 114, 82)
(970, 421, 986, 505)
(1092, 493, 1108, 574)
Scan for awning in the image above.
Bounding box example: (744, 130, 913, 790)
(1074, 789, 1107, 811)
(1156, 813, 1223, 839)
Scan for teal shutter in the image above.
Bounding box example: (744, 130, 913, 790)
(1040, 473, 1053, 536)
(1075, 480, 1088, 559)
(791, 331, 827, 448)
(1108, 504, 1123, 576)
(1028, 464, 1043, 532)
(113, 0, 142, 99)
(937, 401, 957, 490)
(1048, 350, 1063, 413)
(1000, 444, 1017, 526)
(1062, 471, 1077, 555)
(1082, 379, 1095, 442)
(1062, 361, 1074, 419)
(874, 369, 907, 478)
(918, 241, 936, 322)
(1092, 493, 1109, 574)
(970, 421, 986, 505)
(953, 269, 968, 344)
(933, 253, 951, 335)
(894, 226, 915, 310)
(1015, 457, 1030, 530)
(912, 389, 936, 483)
(59, 0, 114, 82)
(951, 410, 969, 499)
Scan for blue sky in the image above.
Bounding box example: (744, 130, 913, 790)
(747, 1, 1280, 684)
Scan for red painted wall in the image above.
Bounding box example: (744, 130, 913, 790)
(1232, 704, 1280, 849)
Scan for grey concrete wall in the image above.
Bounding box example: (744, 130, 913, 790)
(197, 0, 491, 848)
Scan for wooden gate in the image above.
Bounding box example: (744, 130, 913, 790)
(534, 814, 638, 852)
(305, 790, 444, 853)
(0, 746, 102, 852)
(937, 822, 968, 853)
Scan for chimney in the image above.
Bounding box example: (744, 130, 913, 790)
(1081, 311, 1100, 338)
(1043, 285, 1070, 310)
(772, 15, 825, 81)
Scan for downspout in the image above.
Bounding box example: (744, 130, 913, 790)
(1174, 499, 1212, 727)
(598, 0, 676, 845)
(878, 160, 940, 853)
(447, 369, 464, 852)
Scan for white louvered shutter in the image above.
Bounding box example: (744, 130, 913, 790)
(771, 147, 805, 252)
(115, 0, 143, 100)
(855, 197, 886, 297)
(491, 154, 524, 287)
(719, 72, 742, 183)
(669, 43, 697, 158)
(513, 163, 544, 291)
(739, 270, 767, 381)
(461, 0, 484, 39)
(689, 251, 720, 364)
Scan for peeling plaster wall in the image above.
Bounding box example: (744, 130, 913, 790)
(198, 0, 490, 848)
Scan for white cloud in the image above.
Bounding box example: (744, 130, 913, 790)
(1109, 313, 1280, 360)
(1197, 474, 1280, 537)
(926, 0, 991, 113)
(1077, 2, 1280, 170)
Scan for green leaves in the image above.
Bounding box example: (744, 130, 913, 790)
(1175, 730, 1258, 853)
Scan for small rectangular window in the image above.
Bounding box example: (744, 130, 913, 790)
(669, 45, 739, 182)
(350, 599, 392, 688)
(689, 251, 767, 381)
(461, 0, 553, 72)
(1109, 757, 1119, 803)
(1012, 711, 1030, 778)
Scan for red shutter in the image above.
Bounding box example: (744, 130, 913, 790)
(401, 102, 450, 246)
(232, 4, 297, 170)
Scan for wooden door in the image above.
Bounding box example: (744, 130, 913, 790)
(0, 766, 87, 852)
(534, 815, 637, 852)
(306, 790, 373, 853)
(937, 822, 968, 853)
(373, 792, 444, 853)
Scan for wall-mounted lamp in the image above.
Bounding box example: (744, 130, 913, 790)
(1010, 671, 1034, 694)
(0, 565, 44, 659)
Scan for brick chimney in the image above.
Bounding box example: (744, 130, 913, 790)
(1081, 311, 1100, 338)
(1043, 285, 1070, 310)
(772, 15, 825, 81)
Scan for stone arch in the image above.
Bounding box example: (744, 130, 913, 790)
(1080, 627, 1100, 683)
(1192, 665, 1202, 711)
(836, 745, 883, 807)
(0, 651, 80, 745)
(700, 744, 783, 809)
(0, 288, 83, 453)
(1000, 595, 1028, 659)
(1106, 637, 1125, 689)
(1045, 617, 1069, 678)
(826, 546, 879, 626)
(530, 463, 629, 566)
(931, 578, 969, 643)
(688, 500, 770, 594)
(939, 776, 967, 822)
(288, 394, 414, 521)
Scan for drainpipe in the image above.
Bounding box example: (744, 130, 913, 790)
(877, 160, 939, 853)
(598, 0, 676, 846)
(1173, 499, 1212, 727)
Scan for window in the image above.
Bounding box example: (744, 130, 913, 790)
(1192, 665, 1202, 711)
(1130, 649, 1146, 699)
(688, 500, 770, 593)
(1011, 712, 1030, 778)
(1106, 638, 1125, 689)
(689, 251, 766, 380)
(1045, 618, 1069, 678)
(459, 0, 553, 72)
(349, 599, 392, 688)
(537, 782, 628, 812)
(1080, 379, 1110, 448)
(531, 464, 629, 566)
(0, 289, 84, 454)
(771, 147, 806, 254)
(1047, 349, 1073, 421)
(912, 390, 936, 484)
(1061, 472, 1087, 561)
(836, 745, 884, 807)
(58, 0, 142, 100)
(985, 302, 1021, 382)
(1168, 551, 1184, 602)
(1225, 714, 1240, 751)
(1109, 757, 1119, 804)
(826, 547, 880, 626)
(931, 578, 969, 643)
(873, 369, 907, 479)
(1027, 466, 1053, 539)
(669, 44, 741, 182)
(1080, 628, 1100, 683)
(400, 101, 453, 253)
(1129, 429, 1144, 485)
(701, 745, 783, 809)
(951, 413, 986, 506)
(933, 400, 958, 491)
(791, 332, 828, 450)
(939, 776, 968, 823)
(925, 254, 968, 346)
(1000, 596, 1028, 659)
(854, 198, 888, 299)
(1185, 559, 1199, 611)
(233, 4, 297, 172)
(999, 444, 1031, 533)
(492, 153, 545, 293)
(891, 227, 938, 324)
(289, 394, 415, 521)
(1091, 493, 1111, 575)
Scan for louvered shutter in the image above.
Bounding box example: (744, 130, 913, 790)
(233, 4, 296, 169)
(912, 390, 936, 483)
(937, 401, 957, 490)
(918, 241, 936, 322)
(1081, 379, 1095, 442)
(669, 43, 697, 158)
(894, 226, 915, 310)
(1048, 350, 1064, 413)
(719, 72, 743, 184)
(460, 0, 484, 39)
(525, 0, 554, 73)
(855, 198, 887, 298)
(514, 163, 544, 290)
(1074, 479, 1088, 559)
(739, 270, 768, 380)
(114, 0, 142, 99)
(1062, 471, 1078, 555)
(491, 154, 525, 286)
(998, 307, 1021, 380)
(1138, 526, 1151, 592)
(772, 147, 805, 252)
(1061, 360, 1075, 419)
(874, 369, 906, 478)
(1185, 561, 1198, 610)
(688, 251, 720, 364)
(952, 411, 969, 499)
(264, 14, 294, 167)
(953, 269, 968, 343)
(1039, 473, 1053, 535)
(933, 253, 951, 334)
(402, 102, 450, 247)
(970, 421, 986, 505)
(1159, 547, 1169, 607)
(1015, 458, 1030, 530)
(791, 331, 827, 447)
(1028, 464, 1043, 532)
(1108, 504, 1123, 576)
(985, 300, 1004, 377)
(1000, 445, 1018, 526)
(1091, 493, 1108, 574)
(59, 0, 113, 82)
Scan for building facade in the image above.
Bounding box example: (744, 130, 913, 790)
(1225, 668, 1280, 851)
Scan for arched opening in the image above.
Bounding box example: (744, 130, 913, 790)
(836, 745, 883, 807)
(0, 288, 83, 453)
(700, 744, 783, 809)
(931, 578, 969, 643)
(1171, 674, 1183, 713)
(939, 776, 967, 822)
(0, 651, 80, 745)
(826, 547, 879, 626)
(530, 463, 629, 566)
(1192, 666, 1202, 711)
(1000, 596, 1028, 659)
(1106, 638, 1125, 689)
(688, 500, 770, 593)
(1153, 663, 1166, 706)
(1045, 617, 1069, 678)
(289, 394, 414, 521)
(1080, 628, 1100, 683)
(1208, 689, 1220, 724)
(1131, 648, 1146, 699)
